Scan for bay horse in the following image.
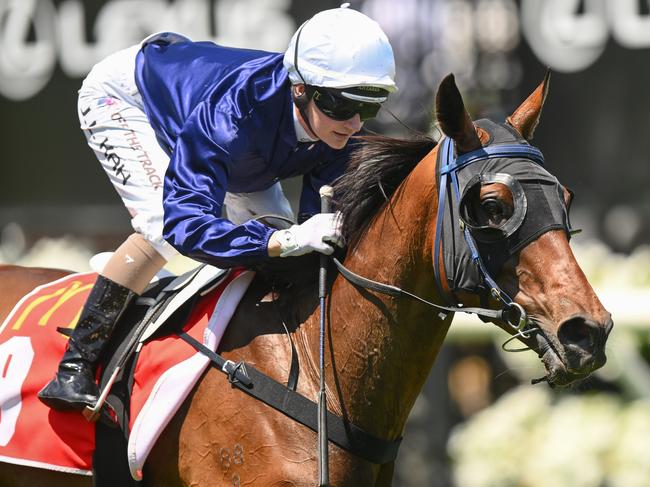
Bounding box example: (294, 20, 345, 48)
(0, 74, 612, 486)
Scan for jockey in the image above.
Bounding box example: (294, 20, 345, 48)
(38, 5, 397, 412)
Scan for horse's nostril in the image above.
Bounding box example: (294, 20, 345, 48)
(558, 316, 599, 350)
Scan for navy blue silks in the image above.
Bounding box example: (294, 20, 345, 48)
(134, 35, 352, 267)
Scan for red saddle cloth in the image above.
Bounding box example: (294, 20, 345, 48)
(0, 268, 252, 478)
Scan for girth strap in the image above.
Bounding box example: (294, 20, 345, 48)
(177, 331, 402, 465)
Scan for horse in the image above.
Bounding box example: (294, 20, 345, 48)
(0, 73, 612, 486)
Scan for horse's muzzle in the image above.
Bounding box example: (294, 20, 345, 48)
(539, 314, 613, 386)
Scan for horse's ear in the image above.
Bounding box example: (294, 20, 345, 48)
(506, 70, 551, 141)
(435, 74, 482, 154)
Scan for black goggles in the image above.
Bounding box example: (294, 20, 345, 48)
(306, 86, 386, 121)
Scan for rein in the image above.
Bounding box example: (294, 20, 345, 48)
(332, 257, 522, 325)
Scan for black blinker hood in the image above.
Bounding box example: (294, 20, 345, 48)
(436, 119, 572, 294)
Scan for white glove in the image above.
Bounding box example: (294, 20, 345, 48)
(276, 213, 343, 257)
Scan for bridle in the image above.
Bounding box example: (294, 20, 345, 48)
(333, 135, 552, 350)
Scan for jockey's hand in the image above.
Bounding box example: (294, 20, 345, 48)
(269, 213, 343, 257)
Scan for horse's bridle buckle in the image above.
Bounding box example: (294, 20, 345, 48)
(222, 360, 252, 387)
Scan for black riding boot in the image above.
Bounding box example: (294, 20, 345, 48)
(38, 275, 135, 411)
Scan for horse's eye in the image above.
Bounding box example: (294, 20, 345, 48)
(482, 198, 502, 216)
(481, 198, 511, 226)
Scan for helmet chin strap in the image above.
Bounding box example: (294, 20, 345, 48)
(292, 88, 318, 140)
(292, 19, 319, 141)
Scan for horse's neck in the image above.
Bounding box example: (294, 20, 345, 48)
(325, 149, 453, 439)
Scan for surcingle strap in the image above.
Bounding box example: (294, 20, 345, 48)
(177, 331, 402, 465)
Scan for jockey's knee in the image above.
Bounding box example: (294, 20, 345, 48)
(101, 233, 167, 294)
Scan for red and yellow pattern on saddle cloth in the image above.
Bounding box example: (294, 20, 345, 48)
(0, 268, 252, 477)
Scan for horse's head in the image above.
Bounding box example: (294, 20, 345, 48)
(435, 73, 613, 387)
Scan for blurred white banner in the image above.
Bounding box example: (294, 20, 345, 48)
(0, 0, 295, 100)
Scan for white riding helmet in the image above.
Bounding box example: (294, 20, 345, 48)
(283, 6, 397, 100)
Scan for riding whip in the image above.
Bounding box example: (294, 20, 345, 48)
(317, 185, 333, 486)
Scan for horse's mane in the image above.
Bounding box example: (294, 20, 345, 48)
(253, 133, 437, 299)
(334, 134, 437, 246)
